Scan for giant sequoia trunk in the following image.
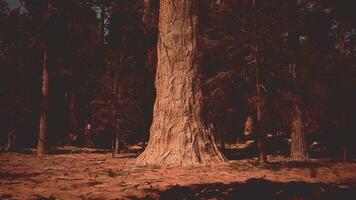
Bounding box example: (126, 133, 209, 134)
(37, 46, 49, 156)
(136, 0, 225, 165)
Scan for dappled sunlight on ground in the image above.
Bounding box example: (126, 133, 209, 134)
(0, 151, 355, 199)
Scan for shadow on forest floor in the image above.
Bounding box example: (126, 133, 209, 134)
(221, 145, 356, 162)
(12, 145, 145, 156)
(130, 178, 356, 200)
(0, 172, 40, 180)
(12, 147, 112, 155)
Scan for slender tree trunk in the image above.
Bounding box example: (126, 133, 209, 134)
(340, 112, 348, 162)
(252, 0, 267, 164)
(69, 94, 78, 133)
(115, 83, 121, 155)
(115, 132, 120, 154)
(220, 126, 225, 151)
(290, 103, 309, 161)
(66, 92, 79, 143)
(4, 131, 16, 151)
(143, 0, 157, 28)
(37, 46, 49, 156)
(136, 0, 225, 165)
(100, 3, 106, 46)
(338, 23, 346, 59)
(338, 22, 348, 162)
(112, 70, 120, 157)
(255, 67, 267, 163)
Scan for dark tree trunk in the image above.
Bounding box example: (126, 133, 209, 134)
(142, 0, 158, 30)
(100, 3, 106, 46)
(112, 70, 120, 157)
(340, 112, 349, 162)
(338, 23, 348, 162)
(136, 0, 225, 165)
(4, 131, 16, 152)
(255, 67, 267, 164)
(37, 46, 49, 156)
(66, 92, 79, 143)
(253, 0, 267, 164)
(220, 127, 225, 152)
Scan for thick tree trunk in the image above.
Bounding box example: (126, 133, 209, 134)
(290, 104, 309, 161)
(285, 0, 309, 161)
(289, 62, 309, 161)
(136, 0, 225, 165)
(37, 46, 49, 156)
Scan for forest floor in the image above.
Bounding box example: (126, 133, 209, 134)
(1, 146, 356, 200)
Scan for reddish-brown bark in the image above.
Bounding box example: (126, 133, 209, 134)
(136, 0, 225, 165)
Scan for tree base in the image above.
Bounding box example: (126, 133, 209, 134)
(136, 129, 226, 166)
(136, 149, 226, 166)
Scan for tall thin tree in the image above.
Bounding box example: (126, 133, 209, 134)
(287, 0, 309, 161)
(37, 0, 52, 156)
(252, 0, 267, 164)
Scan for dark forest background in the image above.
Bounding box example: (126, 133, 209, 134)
(0, 0, 355, 160)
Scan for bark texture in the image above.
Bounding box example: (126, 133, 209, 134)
(289, 63, 309, 161)
(287, 0, 309, 162)
(290, 104, 309, 161)
(136, 0, 225, 165)
(37, 47, 49, 156)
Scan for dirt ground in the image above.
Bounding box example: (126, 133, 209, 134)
(1, 147, 356, 200)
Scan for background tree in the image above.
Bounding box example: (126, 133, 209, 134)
(284, 0, 309, 161)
